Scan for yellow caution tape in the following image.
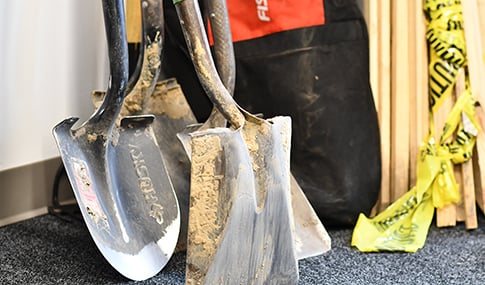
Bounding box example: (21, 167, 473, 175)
(351, 0, 481, 252)
(425, 0, 466, 112)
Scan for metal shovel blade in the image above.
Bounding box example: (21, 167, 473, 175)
(290, 175, 331, 259)
(91, 0, 192, 251)
(92, 82, 195, 253)
(176, 0, 331, 260)
(54, 117, 179, 281)
(92, 61, 196, 253)
(53, 0, 179, 280)
(179, 121, 330, 260)
(175, 0, 298, 283)
(145, 79, 196, 250)
(187, 116, 298, 284)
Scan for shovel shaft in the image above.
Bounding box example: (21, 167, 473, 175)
(92, 0, 129, 129)
(139, 0, 164, 94)
(174, 0, 244, 129)
(199, 0, 235, 129)
(206, 0, 235, 94)
(120, 0, 164, 117)
(126, 0, 164, 98)
(103, 0, 129, 91)
(142, 0, 164, 35)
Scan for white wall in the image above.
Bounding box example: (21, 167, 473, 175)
(0, 0, 109, 171)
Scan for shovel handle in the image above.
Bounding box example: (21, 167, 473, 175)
(207, 0, 235, 95)
(126, 0, 164, 94)
(174, 0, 244, 129)
(200, 0, 235, 128)
(141, 0, 164, 79)
(95, 0, 129, 123)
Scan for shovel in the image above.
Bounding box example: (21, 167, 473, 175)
(92, 0, 196, 251)
(53, 0, 179, 281)
(95, 0, 330, 259)
(175, 0, 299, 283)
(91, 0, 236, 251)
(176, 0, 331, 260)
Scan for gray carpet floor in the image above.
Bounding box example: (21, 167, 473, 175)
(0, 212, 484, 284)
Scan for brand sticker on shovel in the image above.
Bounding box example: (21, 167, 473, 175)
(71, 157, 110, 231)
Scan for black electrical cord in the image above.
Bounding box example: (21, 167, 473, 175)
(48, 163, 81, 222)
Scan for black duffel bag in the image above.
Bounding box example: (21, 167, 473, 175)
(161, 0, 381, 227)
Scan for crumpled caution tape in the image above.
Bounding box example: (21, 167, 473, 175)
(351, 0, 481, 252)
(352, 91, 479, 252)
(425, 0, 466, 113)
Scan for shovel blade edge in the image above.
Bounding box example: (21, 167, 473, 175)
(53, 117, 180, 281)
(248, 116, 332, 260)
(187, 120, 298, 285)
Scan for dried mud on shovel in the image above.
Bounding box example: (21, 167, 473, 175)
(174, 0, 331, 261)
(187, 116, 299, 285)
(173, 0, 328, 282)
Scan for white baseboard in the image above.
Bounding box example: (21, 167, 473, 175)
(0, 207, 48, 227)
(0, 157, 75, 227)
(0, 198, 78, 227)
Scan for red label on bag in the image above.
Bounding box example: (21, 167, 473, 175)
(226, 0, 325, 42)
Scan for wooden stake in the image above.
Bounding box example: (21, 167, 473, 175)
(409, 0, 429, 188)
(461, 158, 478, 229)
(364, 0, 392, 213)
(454, 72, 466, 223)
(379, 0, 391, 211)
(435, 92, 457, 227)
(455, 164, 466, 222)
(364, 1, 379, 109)
(455, 70, 478, 229)
(473, 108, 485, 214)
(390, 0, 411, 202)
(408, 0, 418, 189)
(435, 67, 465, 228)
(478, 0, 485, 58)
(462, 0, 485, 215)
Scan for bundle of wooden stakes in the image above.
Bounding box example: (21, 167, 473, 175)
(363, 0, 485, 229)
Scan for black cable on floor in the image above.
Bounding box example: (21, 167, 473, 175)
(47, 163, 81, 222)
